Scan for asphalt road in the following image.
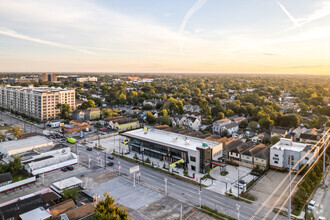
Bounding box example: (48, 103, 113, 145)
(0, 111, 44, 133)
(76, 143, 285, 220)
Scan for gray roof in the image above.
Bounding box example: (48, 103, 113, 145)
(223, 122, 238, 129)
(0, 172, 12, 184)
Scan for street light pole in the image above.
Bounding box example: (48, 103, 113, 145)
(236, 204, 240, 220)
(164, 178, 168, 195)
(237, 168, 240, 198)
(323, 141, 326, 187)
(288, 154, 292, 220)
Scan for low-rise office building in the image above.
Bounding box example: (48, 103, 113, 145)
(270, 138, 320, 170)
(123, 128, 223, 174)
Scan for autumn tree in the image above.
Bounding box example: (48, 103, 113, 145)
(93, 193, 129, 220)
(145, 111, 156, 124)
(9, 126, 22, 138)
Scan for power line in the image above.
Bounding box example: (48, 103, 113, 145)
(250, 129, 329, 219)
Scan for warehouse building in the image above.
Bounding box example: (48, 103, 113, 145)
(0, 136, 53, 157)
(123, 128, 223, 174)
(23, 147, 77, 175)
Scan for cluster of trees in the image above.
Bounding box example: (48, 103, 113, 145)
(93, 193, 129, 220)
(292, 154, 330, 213)
(0, 156, 27, 181)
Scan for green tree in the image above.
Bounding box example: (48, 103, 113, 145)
(193, 87, 201, 96)
(159, 115, 171, 126)
(259, 116, 274, 130)
(226, 109, 235, 117)
(239, 120, 248, 129)
(62, 187, 81, 201)
(102, 109, 119, 118)
(118, 93, 127, 105)
(9, 126, 22, 138)
(0, 133, 5, 141)
(271, 136, 280, 145)
(56, 103, 72, 119)
(146, 111, 156, 124)
(79, 100, 96, 110)
(94, 193, 129, 220)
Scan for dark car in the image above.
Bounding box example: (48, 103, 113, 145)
(87, 146, 93, 151)
(107, 161, 114, 166)
(250, 171, 260, 177)
(107, 155, 114, 160)
(66, 165, 74, 171)
(61, 167, 68, 172)
(239, 180, 247, 185)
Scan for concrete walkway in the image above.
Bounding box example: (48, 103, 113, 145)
(312, 169, 330, 220)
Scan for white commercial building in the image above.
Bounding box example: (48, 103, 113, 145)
(270, 138, 320, 170)
(23, 147, 77, 175)
(0, 136, 53, 157)
(123, 128, 223, 174)
(0, 85, 75, 120)
(51, 177, 82, 194)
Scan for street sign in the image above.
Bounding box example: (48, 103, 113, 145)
(130, 165, 140, 174)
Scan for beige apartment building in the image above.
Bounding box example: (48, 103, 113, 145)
(0, 86, 75, 120)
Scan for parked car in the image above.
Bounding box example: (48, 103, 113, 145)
(239, 180, 247, 185)
(234, 183, 244, 189)
(308, 200, 316, 210)
(107, 161, 114, 166)
(66, 165, 74, 171)
(107, 155, 114, 160)
(61, 167, 68, 172)
(250, 171, 260, 176)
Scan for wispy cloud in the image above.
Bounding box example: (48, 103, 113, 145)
(276, 0, 330, 30)
(179, 0, 207, 34)
(0, 28, 94, 55)
(276, 1, 298, 27)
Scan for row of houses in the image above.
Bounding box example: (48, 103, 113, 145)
(212, 116, 246, 135)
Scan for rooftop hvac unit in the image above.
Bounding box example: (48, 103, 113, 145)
(173, 137, 178, 142)
(202, 143, 207, 147)
(185, 140, 190, 145)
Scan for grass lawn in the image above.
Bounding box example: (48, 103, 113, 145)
(12, 174, 27, 182)
(0, 125, 12, 130)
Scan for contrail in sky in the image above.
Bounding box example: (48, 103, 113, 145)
(276, 1, 298, 28)
(179, 0, 207, 34)
(0, 28, 95, 55)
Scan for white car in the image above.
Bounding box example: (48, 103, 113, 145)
(234, 183, 244, 189)
(307, 200, 316, 210)
(318, 217, 325, 220)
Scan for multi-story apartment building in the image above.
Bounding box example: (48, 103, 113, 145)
(0, 86, 75, 120)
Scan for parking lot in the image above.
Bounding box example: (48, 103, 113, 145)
(208, 165, 255, 196)
(248, 169, 301, 208)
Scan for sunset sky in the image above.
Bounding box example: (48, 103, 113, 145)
(0, 0, 330, 74)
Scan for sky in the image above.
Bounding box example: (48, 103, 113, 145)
(0, 0, 330, 74)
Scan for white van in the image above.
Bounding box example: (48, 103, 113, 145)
(307, 200, 316, 210)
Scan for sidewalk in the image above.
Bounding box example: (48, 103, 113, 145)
(311, 168, 330, 220)
(118, 150, 213, 186)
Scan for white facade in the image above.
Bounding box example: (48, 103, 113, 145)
(212, 118, 231, 135)
(0, 136, 53, 157)
(24, 147, 77, 175)
(270, 138, 319, 170)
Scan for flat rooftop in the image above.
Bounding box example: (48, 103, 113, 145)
(271, 138, 311, 152)
(52, 177, 82, 190)
(123, 128, 221, 152)
(0, 136, 53, 152)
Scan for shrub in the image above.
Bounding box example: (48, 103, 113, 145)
(183, 170, 188, 176)
(220, 171, 228, 176)
(133, 153, 139, 160)
(145, 157, 151, 164)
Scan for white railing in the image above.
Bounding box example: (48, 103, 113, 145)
(0, 176, 36, 193)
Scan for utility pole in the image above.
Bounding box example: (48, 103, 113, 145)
(164, 178, 168, 195)
(237, 168, 240, 198)
(236, 204, 240, 220)
(88, 156, 91, 169)
(180, 204, 183, 220)
(104, 149, 106, 169)
(198, 189, 202, 208)
(288, 154, 292, 220)
(133, 172, 136, 187)
(323, 141, 326, 187)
